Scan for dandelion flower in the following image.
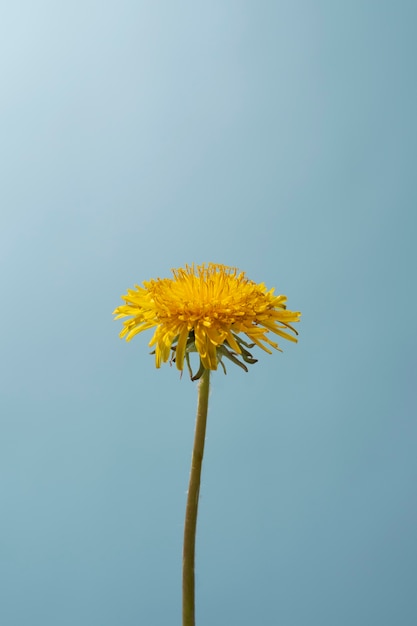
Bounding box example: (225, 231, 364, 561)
(113, 263, 300, 377)
(114, 263, 301, 625)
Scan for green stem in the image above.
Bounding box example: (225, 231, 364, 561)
(183, 368, 210, 626)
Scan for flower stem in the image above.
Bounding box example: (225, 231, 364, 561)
(183, 368, 210, 626)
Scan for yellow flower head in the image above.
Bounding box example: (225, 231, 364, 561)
(113, 263, 301, 379)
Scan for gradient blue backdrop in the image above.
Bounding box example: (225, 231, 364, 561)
(1, 2, 416, 625)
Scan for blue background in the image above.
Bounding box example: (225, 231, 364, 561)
(1, 2, 416, 624)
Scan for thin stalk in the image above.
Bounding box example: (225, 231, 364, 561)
(182, 368, 210, 626)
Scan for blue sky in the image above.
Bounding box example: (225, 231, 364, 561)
(1, 2, 416, 625)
